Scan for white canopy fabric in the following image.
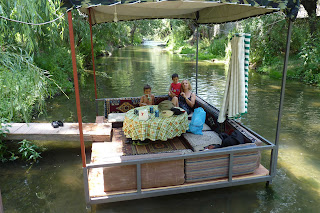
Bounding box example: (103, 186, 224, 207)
(218, 33, 251, 123)
(61, 0, 301, 24)
(80, 2, 278, 25)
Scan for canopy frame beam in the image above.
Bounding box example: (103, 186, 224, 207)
(89, 8, 98, 107)
(67, 10, 87, 168)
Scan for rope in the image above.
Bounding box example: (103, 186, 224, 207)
(0, 12, 66, 26)
(265, 18, 285, 27)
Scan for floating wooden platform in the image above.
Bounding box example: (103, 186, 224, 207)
(5, 123, 112, 142)
(88, 128, 270, 199)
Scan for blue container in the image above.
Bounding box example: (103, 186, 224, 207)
(155, 110, 159, 117)
(150, 106, 154, 113)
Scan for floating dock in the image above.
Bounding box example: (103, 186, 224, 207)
(5, 123, 112, 142)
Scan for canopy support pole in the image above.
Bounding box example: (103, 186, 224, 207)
(269, 19, 293, 179)
(89, 9, 98, 111)
(195, 12, 199, 94)
(67, 10, 86, 168)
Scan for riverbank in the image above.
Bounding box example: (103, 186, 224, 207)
(171, 43, 319, 87)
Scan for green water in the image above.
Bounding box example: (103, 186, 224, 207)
(1, 45, 320, 213)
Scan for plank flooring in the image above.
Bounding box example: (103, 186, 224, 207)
(88, 128, 270, 199)
(4, 123, 112, 142)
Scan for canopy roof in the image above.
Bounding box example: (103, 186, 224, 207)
(61, 0, 300, 24)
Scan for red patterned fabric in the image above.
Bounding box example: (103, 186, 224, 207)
(104, 95, 168, 117)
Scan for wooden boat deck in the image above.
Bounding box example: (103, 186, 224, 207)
(88, 164, 269, 198)
(88, 130, 270, 199)
(5, 123, 112, 142)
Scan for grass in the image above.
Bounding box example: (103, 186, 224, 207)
(256, 55, 303, 80)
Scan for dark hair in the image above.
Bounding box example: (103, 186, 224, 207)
(143, 84, 151, 91)
(171, 73, 179, 79)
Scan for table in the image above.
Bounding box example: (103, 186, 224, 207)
(123, 105, 189, 141)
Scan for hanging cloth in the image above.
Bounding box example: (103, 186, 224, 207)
(218, 33, 251, 123)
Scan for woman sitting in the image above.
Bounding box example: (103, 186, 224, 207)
(171, 80, 196, 114)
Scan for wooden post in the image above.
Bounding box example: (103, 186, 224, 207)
(0, 189, 4, 213)
(67, 10, 87, 168)
(89, 8, 98, 105)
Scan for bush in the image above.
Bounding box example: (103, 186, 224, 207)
(18, 139, 42, 162)
(299, 36, 320, 85)
(35, 47, 84, 94)
(207, 37, 228, 59)
(180, 47, 194, 54)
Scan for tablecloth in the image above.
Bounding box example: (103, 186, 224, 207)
(123, 105, 188, 141)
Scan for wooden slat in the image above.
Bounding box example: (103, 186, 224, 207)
(5, 123, 112, 142)
(4, 123, 26, 133)
(88, 164, 269, 198)
(88, 132, 269, 198)
(95, 116, 106, 123)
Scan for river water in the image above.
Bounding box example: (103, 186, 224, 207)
(1, 45, 319, 213)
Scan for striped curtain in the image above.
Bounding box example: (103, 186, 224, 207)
(218, 33, 251, 123)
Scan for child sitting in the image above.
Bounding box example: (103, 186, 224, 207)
(140, 84, 155, 106)
(168, 73, 181, 100)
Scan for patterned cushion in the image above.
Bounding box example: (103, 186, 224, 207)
(105, 95, 168, 118)
(183, 131, 222, 152)
(185, 143, 260, 182)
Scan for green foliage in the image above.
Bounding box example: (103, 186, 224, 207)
(0, 119, 41, 163)
(167, 20, 191, 50)
(180, 47, 194, 54)
(198, 53, 215, 60)
(298, 36, 320, 85)
(0, 119, 10, 163)
(0, 141, 11, 163)
(239, 14, 286, 66)
(18, 139, 42, 162)
(176, 36, 227, 60)
(207, 37, 228, 59)
(0, 46, 51, 122)
(0, 118, 18, 163)
(0, 0, 63, 53)
(237, 13, 320, 85)
(34, 47, 84, 94)
(0, 118, 11, 138)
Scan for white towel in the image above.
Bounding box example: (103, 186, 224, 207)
(218, 34, 251, 123)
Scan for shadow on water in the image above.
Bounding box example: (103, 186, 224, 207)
(1, 45, 320, 212)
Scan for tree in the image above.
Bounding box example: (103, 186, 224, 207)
(300, 0, 319, 35)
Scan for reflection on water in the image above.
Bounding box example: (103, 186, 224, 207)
(1, 46, 319, 213)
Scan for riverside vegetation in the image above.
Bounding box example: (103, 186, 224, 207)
(0, 0, 319, 162)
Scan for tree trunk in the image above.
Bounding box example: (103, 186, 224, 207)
(187, 20, 197, 46)
(130, 22, 137, 44)
(300, 0, 318, 34)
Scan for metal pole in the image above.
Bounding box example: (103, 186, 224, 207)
(269, 20, 293, 178)
(89, 8, 98, 107)
(195, 23, 199, 95)
(67, 10, 87, 168)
